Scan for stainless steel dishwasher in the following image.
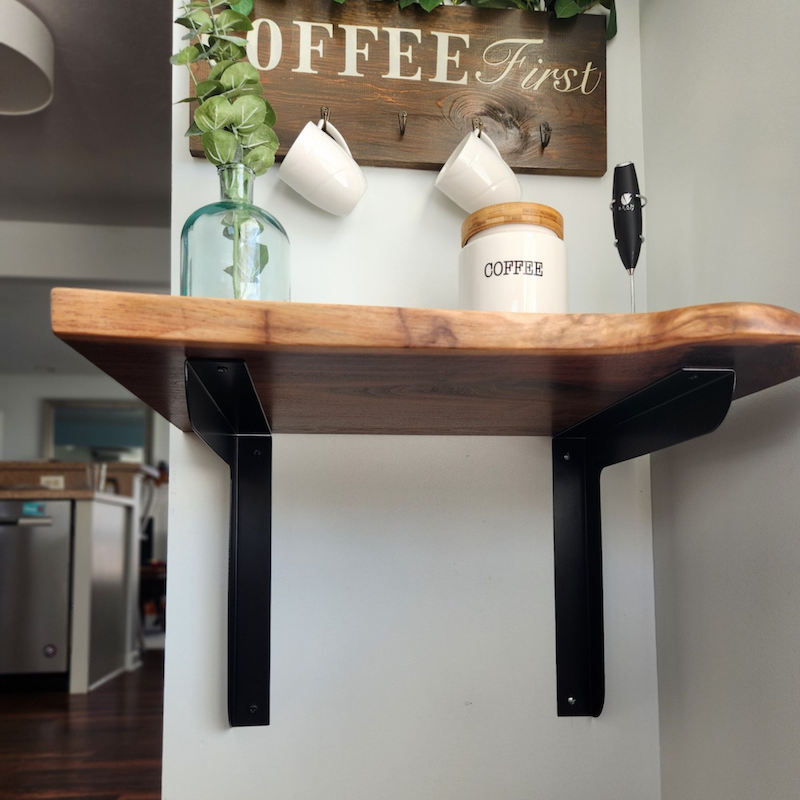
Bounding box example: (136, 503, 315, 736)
(0, 500, 72, 674)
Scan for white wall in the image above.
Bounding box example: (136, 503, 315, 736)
(0, 374, 137, 460)
(0, 221, 169, 283)
(0, 373, 170, 463)
(641, 1, 800, 798)
(163, 3, 662, 798)
(0, 201, 171, 462)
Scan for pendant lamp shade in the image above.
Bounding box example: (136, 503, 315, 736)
(0, 0, 54, 115)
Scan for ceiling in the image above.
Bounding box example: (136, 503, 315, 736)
(0, 0, 172, 227)
(0, 1, 172, 377)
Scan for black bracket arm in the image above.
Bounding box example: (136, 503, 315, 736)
(183, 358, 735, 724)
(552, 367, 736, 717)
(185, 359, 272, 727)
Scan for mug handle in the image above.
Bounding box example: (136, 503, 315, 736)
(317, 119, 353, 159)
(477, 129, 503, 159)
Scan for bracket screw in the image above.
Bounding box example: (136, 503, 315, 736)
(217, 365, 228, 373)
(563, 453, 571, 461)
(567, 696, 577, 706)
(249, 704, 258, 714)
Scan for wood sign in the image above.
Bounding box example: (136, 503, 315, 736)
(189, 0, 607, 176)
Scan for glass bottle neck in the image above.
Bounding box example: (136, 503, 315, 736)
(218, 164, 255, 204)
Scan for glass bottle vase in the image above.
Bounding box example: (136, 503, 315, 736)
(181, 164, 290, 301)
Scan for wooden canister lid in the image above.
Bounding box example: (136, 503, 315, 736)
(461, 202, 564, 248)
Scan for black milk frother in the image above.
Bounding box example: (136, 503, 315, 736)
(610, 161, 646, 312)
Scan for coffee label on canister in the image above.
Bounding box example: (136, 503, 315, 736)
(459, 230, 567, 313)
(482, 260, 545, 278)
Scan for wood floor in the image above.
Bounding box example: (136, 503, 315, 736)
(0, 651, 164, 800)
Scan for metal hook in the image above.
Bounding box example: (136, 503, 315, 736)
(540, 121, 552, 149)
(320, 106, 330, 132)
(472, 117, 483, 137)
(637, 194, 647, 208)
(398, 111, 407, 136)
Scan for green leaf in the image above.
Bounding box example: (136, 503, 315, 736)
(196, 80, 223, 100)
(169, 45, 200, 66)
(241, 123, 279, 151)
(223, 84, 264, 101)
(419, 0, 444, 10)
(262, 99, 276, 127)
(231, 96, 267, 134)
(208, 60, 234, 81)
(243, 145, 275, 176)
(605, 0, 617, 39)
(230, 0, 254, 14)
(216, 9, 254, 32)
(175, 10, 213, 34)
(208, 38, 247, 62)
(185, 122, 204, 137)
(554, 0, 582, 16)
(220, 61, 261, 91)
(202, 130, 239, 165)
(194, 96, 235, 132)
(210, 33, 251, 46)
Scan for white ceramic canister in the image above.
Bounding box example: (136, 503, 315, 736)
(459, 202, 567, 313)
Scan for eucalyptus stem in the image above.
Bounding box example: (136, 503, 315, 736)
(232, 214, 242, 299)
(181, 2, 199, 87)
(207, 0, 222, 38)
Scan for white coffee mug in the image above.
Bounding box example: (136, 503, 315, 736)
(435, 130, 522, 214)
(278, 120, 367, 217)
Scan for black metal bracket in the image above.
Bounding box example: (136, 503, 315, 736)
(183, 357, 736, 725)
(185, 359, 272, 727)
(552, 367, 736, 717)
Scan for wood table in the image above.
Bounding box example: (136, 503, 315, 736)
(51, 289, 800, 723)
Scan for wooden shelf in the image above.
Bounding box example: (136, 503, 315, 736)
(50, 289, 800, 436)
(50, 288, 800, 723)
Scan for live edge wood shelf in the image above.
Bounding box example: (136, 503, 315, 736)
(52, 289, 800, 725)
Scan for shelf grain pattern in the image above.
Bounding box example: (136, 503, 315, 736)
(51, 289, 800, 436)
